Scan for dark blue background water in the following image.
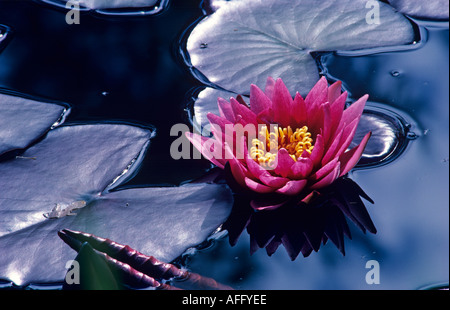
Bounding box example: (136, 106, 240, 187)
(0, 0, 448, 289)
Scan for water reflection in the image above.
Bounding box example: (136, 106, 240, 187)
(222, 177, 377, 261)
(0, 24, 11, 54)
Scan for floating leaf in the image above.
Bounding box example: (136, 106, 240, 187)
(0, 90, 70, 157)
(0, 183, 232, 286)
(39, 0, 169, 15)
(387, 0, 449, 20)
(0, 120, 231, 286)
(0, 123, 153, 237)
(185, 0, 415, 96)
(0, 122, 232, 286)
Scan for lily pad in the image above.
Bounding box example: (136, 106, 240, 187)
(0, 123, 153, 237)
(185, 0, 415, 96)
(387, 0, 449, 20)
(0, 90, 70, 157)
(39, 0, 169, 15)
(0, 183, 232, 286)
(0, 122, 233, 286)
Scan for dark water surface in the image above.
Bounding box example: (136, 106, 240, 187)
(0, 0, 448, 289)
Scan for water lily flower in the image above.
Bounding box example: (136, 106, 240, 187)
(187, 77, 371, 209)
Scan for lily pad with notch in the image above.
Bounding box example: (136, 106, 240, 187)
(184, 0, 415, 96)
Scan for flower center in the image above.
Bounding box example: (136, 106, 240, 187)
(250, 125, 314, 168)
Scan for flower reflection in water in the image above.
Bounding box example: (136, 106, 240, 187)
(222, 173, 376, 260)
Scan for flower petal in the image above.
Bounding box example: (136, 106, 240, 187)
(230, 97, 258, 125)
(250, 84, 272, 115)
(245, 177, 277, 194)
(272, 78, 293, 127)
(185, 132, 226, 169)
(224, 142, 250, 188)
(329, 91, 348, 138)
(339, 131, 372, 177)
(310, 162, 341, 190)
(309, 134, 324, 167)
(264, 76, 276, 101)
(305, 77, 328, 122)
(274, 148, 296, 178)
(328, 80, 342, 104)
(289, 157, 313, 179)
(337, 94, 368, 133)
(217, 97, 236, 123)
(321, 127, 344, 165)
(276, 179, 307, 196)
(244, 147, 289, 188)
(292, 92, 308, 127)
(310, 157, 340, 182)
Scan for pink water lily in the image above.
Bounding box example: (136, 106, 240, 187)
(187, 77, 371, 209)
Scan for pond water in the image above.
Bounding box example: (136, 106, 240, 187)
(0, 0, 448, 289)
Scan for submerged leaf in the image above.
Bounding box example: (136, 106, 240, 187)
(0, 91, 70, 156)
(185, 0, 415, 96)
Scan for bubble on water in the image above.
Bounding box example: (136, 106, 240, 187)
(351, 104, 414, 169)
(390, 70, 401, 77)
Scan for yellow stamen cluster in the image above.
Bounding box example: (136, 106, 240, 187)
(250, 125, 314, 168)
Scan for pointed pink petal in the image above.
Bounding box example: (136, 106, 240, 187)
(339, 132, 371, 177)
(185, 132, 225, 168)
(245, 149, 289, 188)
(223, 142, 250, 187)
(328, 80, 342, 104)
(292, 92, 308, 127)
(250, 84, 272, 115)
(264, 76, 276, 100)
(274, 148, 296, 178)
(321, 102, 332, 146)
(310, 162, 340, 190)
(306, 77, 328, 123)
(329, 91, 347, 138)
(310, 157, 339, 182)
(230, 97, 258, 125)
(309, 134, 324, 167)
(245, 177, 276, 194)
(207, 112, 234, 136)
(334, 117, 361, 159)
(305, 76, 328, 105)
(272, 78, 293, 127)
(276, 179, 307, 196)
(217, 97, 236, 123)
(321, 127, 344, 165)
(337, 94, 368, 133)
(256, 107, 273, 124)
(289, 157, 313, 179)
